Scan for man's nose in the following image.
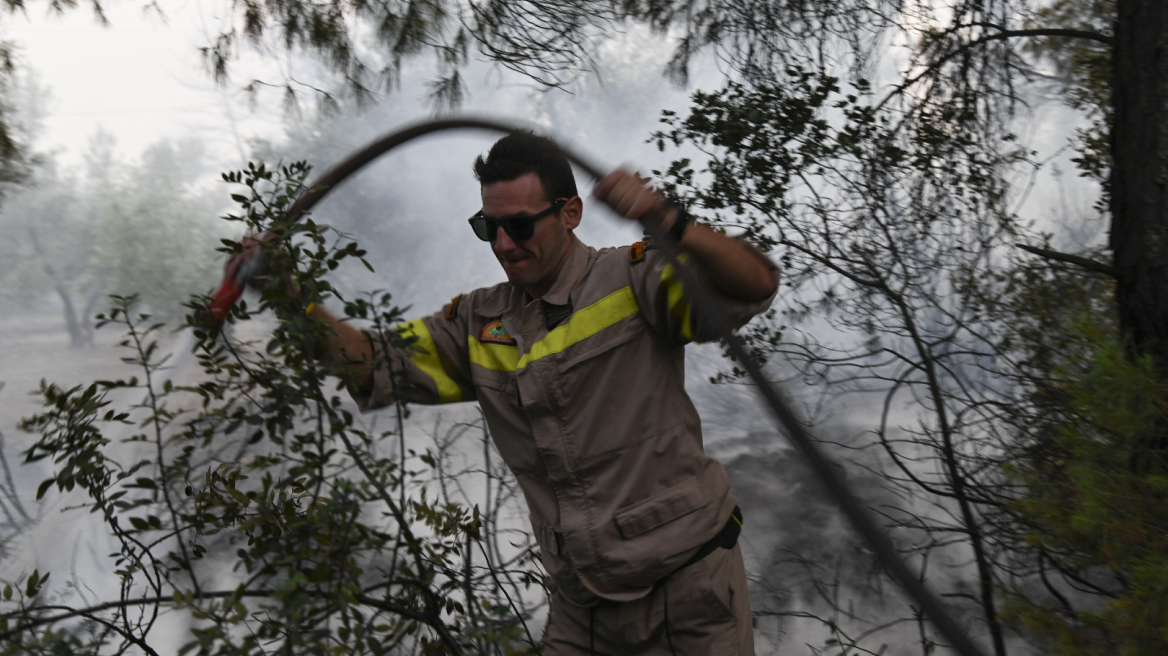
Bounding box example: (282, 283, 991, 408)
(493, 227, 518, 253)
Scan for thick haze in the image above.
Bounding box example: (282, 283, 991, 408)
(0, 5, 1100, 654)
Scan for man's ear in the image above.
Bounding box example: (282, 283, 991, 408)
(562, 196, 583, 231)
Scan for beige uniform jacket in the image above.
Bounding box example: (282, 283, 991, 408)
(354, 234, 777, 606)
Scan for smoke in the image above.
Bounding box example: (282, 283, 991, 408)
(0, 20, 1033, 656)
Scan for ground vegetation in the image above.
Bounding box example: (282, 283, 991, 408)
(2, 162, 544, 655)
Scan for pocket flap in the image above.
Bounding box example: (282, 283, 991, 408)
(614, 477, 710, 539)
(557, 324, 642, 373)
(528, 513, 558, 555)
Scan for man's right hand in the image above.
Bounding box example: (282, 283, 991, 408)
(225, 233, 277, 292)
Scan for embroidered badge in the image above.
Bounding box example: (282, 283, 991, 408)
(479, 320, 517, 346)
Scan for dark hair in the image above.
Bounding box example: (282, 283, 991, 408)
(473, 131, 578, 201)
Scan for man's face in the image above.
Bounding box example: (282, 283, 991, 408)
(481, 172, 581, 298)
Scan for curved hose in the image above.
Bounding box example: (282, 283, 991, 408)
(284, 116, 990, 656)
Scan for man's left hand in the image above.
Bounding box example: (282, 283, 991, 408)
(594, 168, 778, 303)
(593, 169, 678, 232)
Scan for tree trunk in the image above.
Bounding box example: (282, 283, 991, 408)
(53, 282, 87, 348)
(25, 225, 91, 348)
(1111, 0, 1168, 371)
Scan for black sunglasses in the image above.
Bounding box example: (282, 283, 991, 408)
(468, 198, 570, 242)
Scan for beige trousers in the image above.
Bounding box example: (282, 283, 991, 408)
(541, 544, 754, 656)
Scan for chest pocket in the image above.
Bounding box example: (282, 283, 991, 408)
(546, 321, 651, 464)
(470, 362, 544, 474)
(555, 323, 642, 375)
(470, 363, 520, 412)
(471, 365, 516, 393)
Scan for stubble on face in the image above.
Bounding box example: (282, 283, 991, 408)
(481, 172, 576, 299)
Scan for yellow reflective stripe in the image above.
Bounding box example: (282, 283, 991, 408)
(468, 338, 520, 372)
(661, 257, 694, 341)
(519, 286, 640, 368)
(397, 319, 463, 403)
(465, 286, 641, 374)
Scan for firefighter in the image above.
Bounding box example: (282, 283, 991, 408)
(294, 132, 778, 654)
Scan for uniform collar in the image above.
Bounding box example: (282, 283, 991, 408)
(473, 284, 517, 318)
(538, 233, 590, 307)
(472, 234, 591, 318)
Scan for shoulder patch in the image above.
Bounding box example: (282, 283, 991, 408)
(445, 294, 462, 320)
(629, 241, 646, 263)
(479, 319, 517, 346)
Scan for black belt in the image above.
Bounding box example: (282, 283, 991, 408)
(675, 506, 743, 572)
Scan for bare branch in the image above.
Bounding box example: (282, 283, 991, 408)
(1018, 244, 1117, 277)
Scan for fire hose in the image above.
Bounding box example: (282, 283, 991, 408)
(205, 117, 989, 656)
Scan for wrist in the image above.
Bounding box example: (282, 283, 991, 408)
(643, 206, 687, 238)
(664, 206, 690, 243)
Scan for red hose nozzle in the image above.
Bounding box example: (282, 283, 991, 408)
(199, 240, 270, 329)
